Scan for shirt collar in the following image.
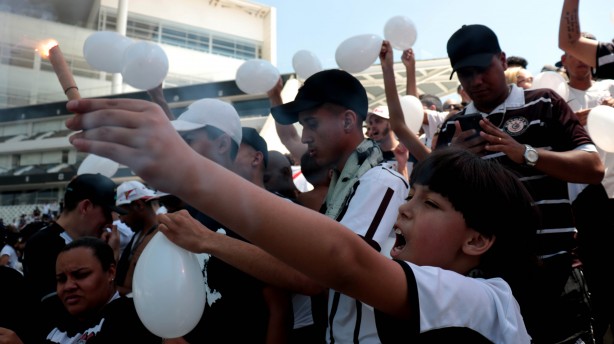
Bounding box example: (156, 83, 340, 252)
(464, 84, 525, 116)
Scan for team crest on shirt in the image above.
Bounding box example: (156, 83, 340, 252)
(503, 116, 529, 136)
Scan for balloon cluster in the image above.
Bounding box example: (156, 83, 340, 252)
(83, 31, 169, 90)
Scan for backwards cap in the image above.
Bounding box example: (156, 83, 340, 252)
(241, 127, 269, 167)
(64, 173, 126, 215)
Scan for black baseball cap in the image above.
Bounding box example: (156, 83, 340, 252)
(241, 127, 269, 167)
(271, 69, 368, 125)
(64, 174, 127, 215)
(447, 24, 501, 79)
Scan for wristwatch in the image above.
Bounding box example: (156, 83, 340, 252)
(523, 145, 538, 167)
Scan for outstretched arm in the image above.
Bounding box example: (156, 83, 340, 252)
(558, 0, 598, 67)
(379, 41, 430, 161)
(157, 210, 325, 295)
(268, 78, 307, 161)
(65, 98, 409, 318)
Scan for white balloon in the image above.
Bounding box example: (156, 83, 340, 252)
(133, 232, 206, 338)
(292, 50, 322, 80)
(531, 71, 569, 101)
(399, 95, 424, 133)
(335, 34, 383, 73)
(77, 154, 119, 178)
(587, 105, 614, 152)
(83, 31, 133, 73)
(121, 41, 169, 90)
(235, 59, 280, 94)
(384, 16, 417, 51)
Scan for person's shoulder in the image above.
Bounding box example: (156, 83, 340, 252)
(523, 87, 561, 101)
(362, 164, 409, 188)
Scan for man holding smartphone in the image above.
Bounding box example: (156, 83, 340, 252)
(435, 24, 603, 344)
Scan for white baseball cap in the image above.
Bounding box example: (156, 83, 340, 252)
(116, 180, 159, 206)
(368, 105, 389, 119)
(171, 98, 242, 147)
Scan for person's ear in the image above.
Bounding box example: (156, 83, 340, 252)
(217, 134, 232, 155)
(253, 151, 264, 167)
(463, 230, 494, 257)
(343, 110, 356, 132)
(78, 199, 93, 215)
(499, 51, 508, 70)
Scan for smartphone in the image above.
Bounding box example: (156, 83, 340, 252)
(458, 113, 483, 133)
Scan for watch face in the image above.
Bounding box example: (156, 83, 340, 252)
(526, 149, 538, 162)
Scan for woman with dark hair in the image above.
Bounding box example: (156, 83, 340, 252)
(41, 237, 160, 343)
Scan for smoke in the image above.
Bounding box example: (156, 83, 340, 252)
(0, 0, 57, 21)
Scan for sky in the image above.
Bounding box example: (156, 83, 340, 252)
(256, 0, 614, 80)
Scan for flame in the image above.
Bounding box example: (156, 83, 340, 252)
(36, 39, 59, 59)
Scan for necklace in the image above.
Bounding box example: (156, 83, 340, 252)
(129, 224, 158, 260)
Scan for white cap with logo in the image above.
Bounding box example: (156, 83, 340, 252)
(116, 180, 159, 206)
(171, 98, 242, 147)
(369, 105, 389, 119)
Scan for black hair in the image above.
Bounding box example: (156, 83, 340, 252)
(506, 55, 529, 69)
(410, 147, 540, 301)
(60, 237, 116, 271)
(418, 94, 443, 112)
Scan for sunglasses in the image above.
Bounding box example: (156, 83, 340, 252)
(444, 104, 463, 111)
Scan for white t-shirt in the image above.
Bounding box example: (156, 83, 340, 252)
(375, 261, 531, 343)
(1, 244, 20, 271)
(567, 80, 614, 197)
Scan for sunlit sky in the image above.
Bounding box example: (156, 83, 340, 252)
(257, 0, 614, 77)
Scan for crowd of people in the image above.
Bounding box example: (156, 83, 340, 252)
(2, 0, 614, 343)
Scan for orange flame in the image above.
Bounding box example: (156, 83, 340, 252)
(36, 39, 59, 59)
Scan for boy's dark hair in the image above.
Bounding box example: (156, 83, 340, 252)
(410, 147, 540, 294)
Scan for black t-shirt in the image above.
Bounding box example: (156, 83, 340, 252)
(22, 222, 67, 303)
(183, 205, 269, 343)
(42, 295, 160, 343)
